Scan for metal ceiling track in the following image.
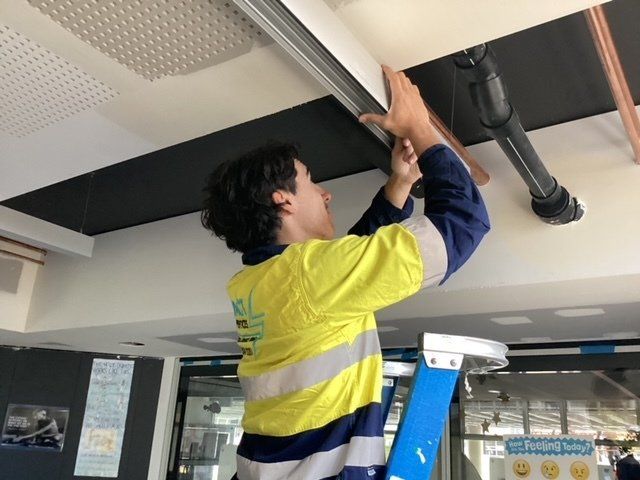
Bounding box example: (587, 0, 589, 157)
(232, 0, 489, 197)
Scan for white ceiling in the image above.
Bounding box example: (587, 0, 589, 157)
(3, 0, 639, 359)
(2, 299, 640, 358)
(326, 0, 608, 70)
(0, 0, 606, 200)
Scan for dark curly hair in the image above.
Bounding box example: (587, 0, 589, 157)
(201, 142, 299, 253)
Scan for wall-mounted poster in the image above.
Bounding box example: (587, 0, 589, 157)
(1, 404, 69, 451)
(73, 359, 135, 478)
(504, 434, 597, 480)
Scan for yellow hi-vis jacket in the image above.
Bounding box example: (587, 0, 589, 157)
(228, 144, 490, 480)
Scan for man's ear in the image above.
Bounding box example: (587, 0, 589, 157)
(272, 190, 296, 214)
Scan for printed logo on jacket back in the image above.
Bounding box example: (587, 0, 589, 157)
(232, 288, 265, 357)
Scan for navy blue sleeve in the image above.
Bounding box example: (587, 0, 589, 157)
(348, 187, 414, 236)
(418, 144, 490, 283)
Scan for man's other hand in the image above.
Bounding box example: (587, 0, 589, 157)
(384, 137, 422, 209)
(391, 137, 421, 186)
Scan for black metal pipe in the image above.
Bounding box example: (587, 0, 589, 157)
(452, 44, 583, 224)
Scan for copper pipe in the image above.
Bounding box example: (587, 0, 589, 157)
(0, 235, 47, 256)
(0, 248, 45, 266)
(425, 103, 491, 186)
(585, 5, 640, 164)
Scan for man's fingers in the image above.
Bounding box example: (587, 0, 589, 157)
(382, 64, 403, 96)
(403, 141, 415, 160)
(399, 72, 412, 91)
(402, 152, 418, 165)
(392, 136, 403, 154)
(359, 113, 386, 127)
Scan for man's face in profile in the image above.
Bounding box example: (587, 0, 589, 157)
(290, 160, 335, 241)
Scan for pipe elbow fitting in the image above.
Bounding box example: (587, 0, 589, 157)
(531, 179, 585, 224)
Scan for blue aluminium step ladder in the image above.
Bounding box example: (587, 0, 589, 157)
(382, 333, 509, 480)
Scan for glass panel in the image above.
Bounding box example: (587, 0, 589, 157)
(462, 400, 525, 436)
(463, 439, 502, 479)
(455, 368, 640, 479)
(567, 400, 637, 440)
(177, 376, 244, 480)
(384, 379, 408, 457)
(528, 400, 562, 435)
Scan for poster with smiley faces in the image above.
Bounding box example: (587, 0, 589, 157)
(504, 435, 597, 480)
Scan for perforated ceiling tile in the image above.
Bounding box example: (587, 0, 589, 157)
(0, 24, 117, 137)
(29, 0, 270, 80)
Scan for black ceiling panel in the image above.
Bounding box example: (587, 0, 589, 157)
(3, 0, 639, 236)
(3, 97, 387, 235)
(1, 174, 95, 233)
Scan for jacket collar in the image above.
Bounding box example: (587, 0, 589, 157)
(242, 244, 289, 266)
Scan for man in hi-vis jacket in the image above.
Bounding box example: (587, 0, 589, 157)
(201, 66, 490, 479)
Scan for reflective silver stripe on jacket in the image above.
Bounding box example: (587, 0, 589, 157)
(400, 216, 448, 288)
(239, 328, 380, 402)
(236, 435, 385, 480)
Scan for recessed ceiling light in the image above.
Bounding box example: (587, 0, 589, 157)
(488, 390, 501, 394)
(198, 337, 236, 344)
(555, 308, 605, 318)
(490, 316, 532, 325)
(603, 331, 638, 339)
(520, 337, 553, 343)
(119, 341, 145, 347)
(377, 326, 398, 333)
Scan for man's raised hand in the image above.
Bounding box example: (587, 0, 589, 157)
(359, 65, 439, 157)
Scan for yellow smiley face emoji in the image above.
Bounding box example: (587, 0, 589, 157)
(570, 461, 590, 479)
(513, 459, 531, 478)
(541, 460, 560, 479)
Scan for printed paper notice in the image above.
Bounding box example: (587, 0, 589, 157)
(504, 434, 597, 480)
(73, 359, 135, 477)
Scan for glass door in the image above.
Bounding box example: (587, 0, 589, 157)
(168, 355, 448, 480)
(168, 364, 243, 480)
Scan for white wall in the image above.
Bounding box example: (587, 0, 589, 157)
(27, 210, 241, 332)
(0, 240, 43, 332)
(147, 357, 180, 480)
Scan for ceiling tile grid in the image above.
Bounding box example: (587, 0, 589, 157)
(0, 24, 117, 137)
(29, 0, 268, 80)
